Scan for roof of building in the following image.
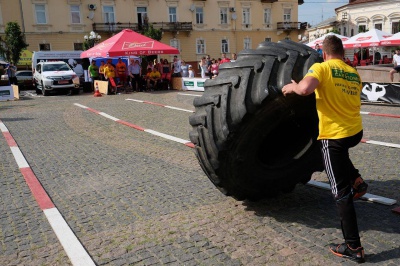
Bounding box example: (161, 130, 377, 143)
(336, 0, 380, 10)
(309, 17, 337, 30)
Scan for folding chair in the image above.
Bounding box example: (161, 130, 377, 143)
(109, 77, 124, 94)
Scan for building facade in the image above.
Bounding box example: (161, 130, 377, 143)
(0, 0, 306, 65)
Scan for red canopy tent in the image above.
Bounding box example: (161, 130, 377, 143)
(380, 32, 400, 46)
(80, 29, 179, 58)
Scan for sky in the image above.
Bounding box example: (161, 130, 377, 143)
(298, 0, 349, 27)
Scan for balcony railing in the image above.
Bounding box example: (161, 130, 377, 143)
(92, 22, 193, 34)
(277, 22, 307, 31)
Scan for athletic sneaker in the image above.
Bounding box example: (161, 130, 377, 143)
(352, 176, 368, 200)
(329, 243, 365, 263)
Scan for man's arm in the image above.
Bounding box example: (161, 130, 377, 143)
(282, 76, 319, 96)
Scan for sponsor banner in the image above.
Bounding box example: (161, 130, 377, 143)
(0, 86, 14, 101)
(361, 82, 400, 104)
(182, 78, 207, 91)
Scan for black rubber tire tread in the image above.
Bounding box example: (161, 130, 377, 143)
(189, 40, 324, 201)
(41, 82, 49, 96)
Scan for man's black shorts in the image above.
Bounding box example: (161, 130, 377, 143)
(394, 65, 400, 73)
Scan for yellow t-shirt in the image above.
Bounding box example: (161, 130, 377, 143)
(305, 59, 363, 139)
(104, 65, 115, 78)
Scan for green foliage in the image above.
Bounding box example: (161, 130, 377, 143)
(0, 22, 28, 64)
(142, 24, 162, 41)
(330, 29, 340, 34)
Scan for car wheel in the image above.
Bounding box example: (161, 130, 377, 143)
(189, 40, 324, 201)
(41, 82, 49, 96)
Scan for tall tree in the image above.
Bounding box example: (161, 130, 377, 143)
(142, 24, 162, 41)
(0, 22, 28, 64)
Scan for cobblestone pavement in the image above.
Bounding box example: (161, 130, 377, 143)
(0, 90, 399, 265)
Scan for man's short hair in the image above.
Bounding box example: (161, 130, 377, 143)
(322, 35, 344, 57)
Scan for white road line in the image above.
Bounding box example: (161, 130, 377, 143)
(178, 93, 202, 97)
(364, 139, 400, 149)
(307, 180, 397, 206)
(126, 99, 144, 103)
(10, 147, 30, 168)
(360, 111, 369, 115)
(44, 208, 95, 266)
(164, 105, 194, 113)
(74, 103, 88, 109)
(0, 122, 8, 132)
(144, 129, 190, 144)
(99, 112, 119, 121)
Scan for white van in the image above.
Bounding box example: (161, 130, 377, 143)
(31, 51, 82, 72)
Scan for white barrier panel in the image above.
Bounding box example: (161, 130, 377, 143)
(182, 78, 207, 92)
(0, 86, 14, 101)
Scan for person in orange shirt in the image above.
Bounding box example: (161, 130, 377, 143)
(116, 58, 127, 86)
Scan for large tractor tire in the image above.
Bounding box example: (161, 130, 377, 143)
(189, 40, 324, 201)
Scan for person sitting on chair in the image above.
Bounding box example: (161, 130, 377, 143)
(146, 67, 161, 91)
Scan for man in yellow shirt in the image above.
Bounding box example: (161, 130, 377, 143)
(282, 35, 367, 263)
(104, 60, 115, 79)
(146, 67, 161, 91)
(104, 60, 116, 94)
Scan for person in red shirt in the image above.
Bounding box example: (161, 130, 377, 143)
(220, 53, 231, 64)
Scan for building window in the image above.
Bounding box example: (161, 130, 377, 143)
(196, 7, 203, 24)
(265, 37, 271, 42)
(170, 39, 180, 51)
(283, 8, 291, 22)
(137, 7, 148, 25)
(343, 26, 347, 36)
(70, 5, 81, 24)
(35, 4, 47, 24)
(103, 6, 115, 23)
(374, 23, 382, 31)
(40, 43, 50, 51)
(74, 43, 83, 51)
(242, 8, 250, 25)
(196, 39, 205, 54)
(220, 8, 228, 24)
(358, 25, 367, 33)
(169, 7, 177, 23)
(244, 38, 251, 50)
(392, 21, 400, 34)
(264, 8, 271, 25)
(221, 39, 229, 53)
(351, 29, 354, 36)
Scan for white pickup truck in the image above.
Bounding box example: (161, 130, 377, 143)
(33, 61, 80, 96)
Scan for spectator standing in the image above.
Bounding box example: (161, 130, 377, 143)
(315, 44, 323, 56)
(116, 58, 127, 86)
(6, 63, 17, 85)
(104, 60, 116, 94)
(172, 55, 182, 77)
(161, 59, 171, 75)
(181, 60, 189, 78)
(282, 35, 367, 263)
(88, 60, 100, 91)
(220, 53, 231, 64)
(73, 61, 84, 78)
(389, 49, 400, 82)
(211, 59, 219, 78)
(188, 66, 195, 78)
(128, 59, 142, 92)
(231, 53, 237, 62)
(206, 55, 213, 79)
(199, 57, 208, 78)
(99, 61, 106, 80)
